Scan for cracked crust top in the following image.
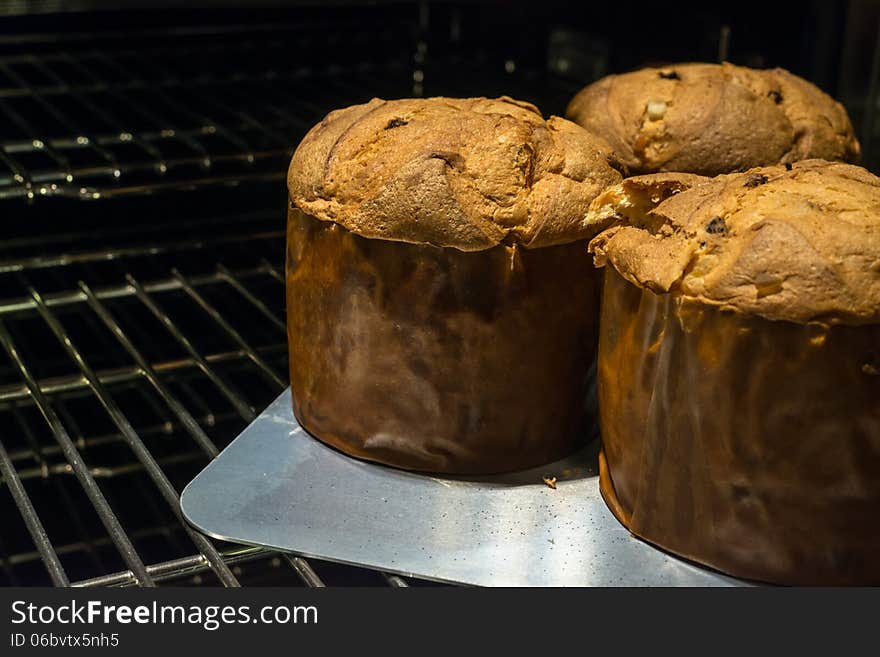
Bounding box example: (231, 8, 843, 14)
(566, 63, 861, 177)
(287, 96, 624, 251)
(586, 160, 880, 325)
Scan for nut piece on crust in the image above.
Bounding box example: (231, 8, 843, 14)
(566, 63, 860, 177)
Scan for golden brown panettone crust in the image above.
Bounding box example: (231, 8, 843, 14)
(586, 160, 880, 325)
(288, 96, 624, 252)
(566, 63, 861, 176)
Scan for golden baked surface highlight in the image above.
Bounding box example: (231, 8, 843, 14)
(289, 96, 623, 251)
(587, 160, 880, 324)
(566, 63, 860, 176)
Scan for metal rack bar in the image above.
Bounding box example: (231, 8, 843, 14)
(31, 54, 162, 167)
(80, 281, 220, 459)
(132, 384, 177, 437)
(174, 380, 216, 427)
(0, 34, 293, 69)
(0, 532, 20, 585)
(56, 383, 193, 563)
(10, 449, 204, 484)
(0, 147, 27, 190)
(0, 263, 274, 316)
(47, 288, 203, 563)
(0, 320, 155, 586)
(0, 18, 408, 48)
(5, 392, 230, 458)
(29, 286, 241, 587)
(283, 556, 325, 588)
(122, 267, 327, 586)
(0, 229, 282, 274)
(117, 275, 330, 587)
(0, 60, 117, 167)
(216, 263, 286, 333)
(53, 171, 285, 201)
(89, 441, 193, 562)
(0, 438, 70, 586)
(382, 574, 410, 588)
(12, 402, 113, 577)
(125, 274, 256, 421)
(165, 80, 291, 150)
(171, 269, 285, 389)
(0, 96, 71, 180)
(10, 403, 50, 477)
(73, 546, 286, 588)
(36, 402, 115, 575)
(4, 428, 112, 467)
(260, 258, 285, 284)
(0, 65, 319, 103)
(77, 54, 210, 163)
(0, 344, 286, 405)
(96, 52, 254, 158)
(3, 521, 185, 566)
(2, 209, 274, 251)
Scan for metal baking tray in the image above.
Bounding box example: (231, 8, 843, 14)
(181, 389, 746, 586)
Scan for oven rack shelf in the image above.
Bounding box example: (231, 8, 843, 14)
(0, 23, 415, 202)
(0, 210, 422, 587)
(0, 16, 587, 203)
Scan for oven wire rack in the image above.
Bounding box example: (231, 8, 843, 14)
(0, 21, 414, 202)
(0, 211, 418, 587)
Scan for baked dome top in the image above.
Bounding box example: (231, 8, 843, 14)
(566, 63, 860, 177)
(587, 160, 880, 325)
(288, 96, 623, 251)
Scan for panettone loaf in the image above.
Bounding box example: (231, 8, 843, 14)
(566, 63, 860, 177)
(586, 160, 880, 584)
(286, 97, 623, 474)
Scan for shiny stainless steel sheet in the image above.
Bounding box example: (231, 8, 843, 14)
(181, 389, 746, 586)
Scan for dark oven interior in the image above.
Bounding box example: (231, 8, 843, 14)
(0, 1, 876, 587)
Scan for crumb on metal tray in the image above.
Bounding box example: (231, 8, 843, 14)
(542, 475, 557, 490)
